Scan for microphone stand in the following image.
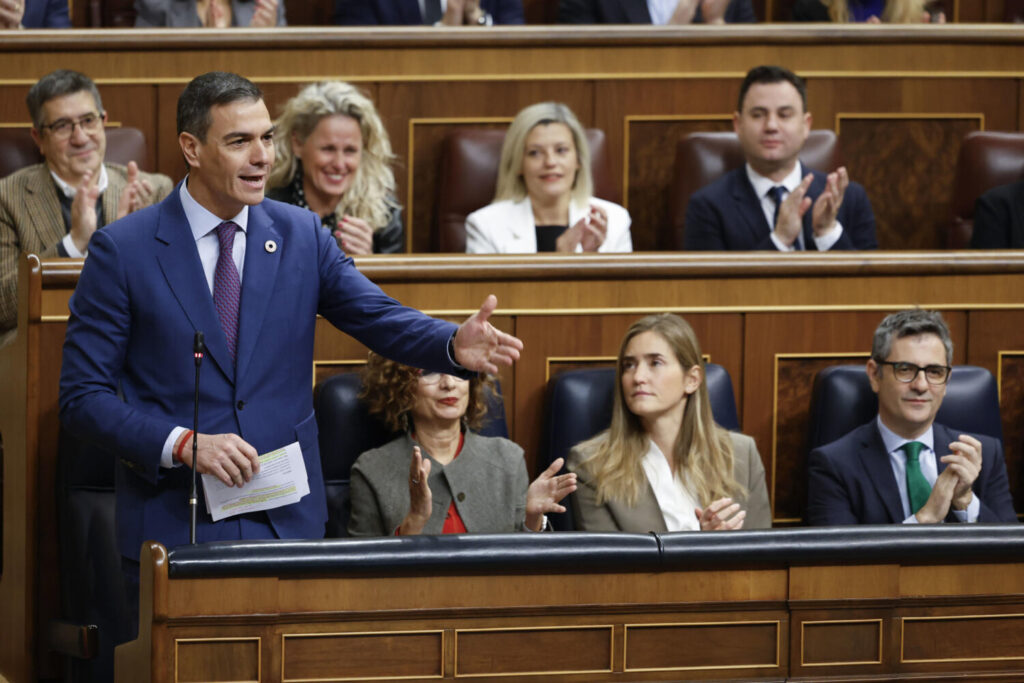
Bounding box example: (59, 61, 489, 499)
(190, 331, 204, 545)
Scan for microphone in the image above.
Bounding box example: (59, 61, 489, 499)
(190, 331, 204, 545)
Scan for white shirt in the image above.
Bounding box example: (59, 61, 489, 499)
(419, 0, 493, 24)
(50, 164, 109, 258)
(641, 440, 701, 531)
(647, 0, 679, 24)
(876, 416, 979, 523)
(159, 179, 249, 468)
(744, 163, 843, 252)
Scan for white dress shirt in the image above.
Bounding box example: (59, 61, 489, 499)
(876, 416, 979, 523)
(160, 179, 249, 468)
(647, 0, 679, 24)
(641, 440, 701, 531)
(745, 163, 843, 252)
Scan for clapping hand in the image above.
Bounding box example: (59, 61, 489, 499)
(525, 457, 578, 531)
(695, 497, 746, 531)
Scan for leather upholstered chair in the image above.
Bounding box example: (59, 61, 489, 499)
(807, 364, 1003, 453)
(435, 127, 616, 252)
(315, 371, 509, 537)
(949, 131, 1024, 248)
(668, 130, 840, 250)
(541, 363, 740, 530)
(0, 126, 149, 179)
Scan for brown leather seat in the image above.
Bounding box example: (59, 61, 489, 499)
(668, 130, 840, 251)
(949, 131, 1024, 248)
(435, 127, 616, 253)
(0, 127, 149, 179)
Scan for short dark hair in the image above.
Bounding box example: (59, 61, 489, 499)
(736, 65, 807, 113)
(27, 70, 103, 130)
(871, 309, 953, 366)
(176, 71, 263, 141)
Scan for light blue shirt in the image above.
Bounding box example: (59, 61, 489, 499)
(647, 0, 678, 24)
(876, 416, 979, 523)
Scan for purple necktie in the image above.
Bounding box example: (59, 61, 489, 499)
(213, 221, 241, 361)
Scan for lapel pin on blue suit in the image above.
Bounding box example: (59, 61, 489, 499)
(265, 240, 277, 253)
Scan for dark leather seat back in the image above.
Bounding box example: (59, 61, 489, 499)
(0, 127, 149, 179)
(542, 363, 740, 530)
(669, 130, 840, 250)
(55, 429, 125, 682)
(949, 131, 1024, 248)
(808, 364, 1003, 452)
(435, 127, 616, 252)
(315, 372, 509, 537)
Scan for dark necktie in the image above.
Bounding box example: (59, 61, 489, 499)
(213, 221, 241, 361)
(767, 185, 786, 231)
(423, 0, 442, 24)
(901, 441, 932, 514)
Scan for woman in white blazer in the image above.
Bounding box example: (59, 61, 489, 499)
(465, 102, 632, 254)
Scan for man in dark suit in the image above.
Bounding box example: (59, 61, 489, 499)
(59, 71, 523, 619)
(969, 180, 1024, 249)
(684, 65, 877, 251)
(807, 310, 1017, 526)
(0, 0, 70, 28)
(559, 0, 755, 24)
(335, 0, 524, 25)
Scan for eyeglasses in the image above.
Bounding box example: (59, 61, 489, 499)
(39, 112, 104, 141)
(876, 360, 951, 385)
(419, 371, 469, 385)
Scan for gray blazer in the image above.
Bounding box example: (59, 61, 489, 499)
(348, 431, 529, 536)
(134, 0, 287, 26)
(568, 431, 772, 532)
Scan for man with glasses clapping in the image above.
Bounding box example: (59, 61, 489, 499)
(806, 309, 1017, 525)
(0, 69, 172, 341)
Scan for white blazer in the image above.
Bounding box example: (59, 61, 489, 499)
(465, 196, 632, 254)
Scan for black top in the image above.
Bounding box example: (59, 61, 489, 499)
(535, 224, 568, 252)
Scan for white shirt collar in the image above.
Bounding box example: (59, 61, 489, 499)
(745, 161, 803, 200)
(50, 164, 109, 199)
(179, 176, 248, 241)
(876, 414, 935, 455)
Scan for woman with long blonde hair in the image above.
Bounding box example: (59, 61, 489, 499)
(268, 81, 404, 254)
(568, 314, 771, 532)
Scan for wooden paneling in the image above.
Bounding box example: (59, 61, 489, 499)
(176, 638, 260, 682)
(801, 619, 882, 666)
(902, 613, 1024, 664)
(455, 626, 612, 676)
(624, 621, 780, 672)
(282, 631, 443, 680)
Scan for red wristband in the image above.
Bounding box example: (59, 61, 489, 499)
(174, 430, 194, 464)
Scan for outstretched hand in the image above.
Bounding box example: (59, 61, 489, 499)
(525, 457, 578, 531)
(453, 295, 523, 374)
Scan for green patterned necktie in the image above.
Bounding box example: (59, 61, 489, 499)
(901, 441, 932, 514)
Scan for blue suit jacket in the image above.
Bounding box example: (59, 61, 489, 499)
(23, 0, 71, 27)
(558, 0, 755, 24)
(806, 421, 1018, 525)
(59, 187, 460, 560)
(335, 0, 524, 24)
(684, 165, 878, 251)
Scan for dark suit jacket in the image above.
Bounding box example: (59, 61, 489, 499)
(335, 0, 524, 25)
(558, 0, 756, 23)
(807, 420, 1018, 525)
(23, 0, 71, 27)
(134, 0, 287, 26)
(969, 180, 1024, 249)
(348, 431, 529, 535)
(59, 186, 462, 560)
(683, 164, 878, 251)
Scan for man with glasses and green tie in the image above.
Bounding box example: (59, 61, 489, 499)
(0, 69, 172, 341)
(806, 309, 1017, 525)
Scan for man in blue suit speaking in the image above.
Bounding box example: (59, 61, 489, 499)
(59, 72, 523, 569)
(684, 65, 877, 252)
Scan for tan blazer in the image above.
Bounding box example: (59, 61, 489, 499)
(568, 431, 773, 532)
(0, 162, 172, 335)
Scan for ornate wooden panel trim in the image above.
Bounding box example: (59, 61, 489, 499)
(281, 630, 445, 681)
(453, 625, 614, 677)
(175, 636, 260, 683)
(771, 351, 870, 524)
(800, 618, 883, 667)
(623, 620, 781, 672)
(900, 613, 1024, 664)
(311, 359, 366, 390)
(545, 356, 617, 383)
